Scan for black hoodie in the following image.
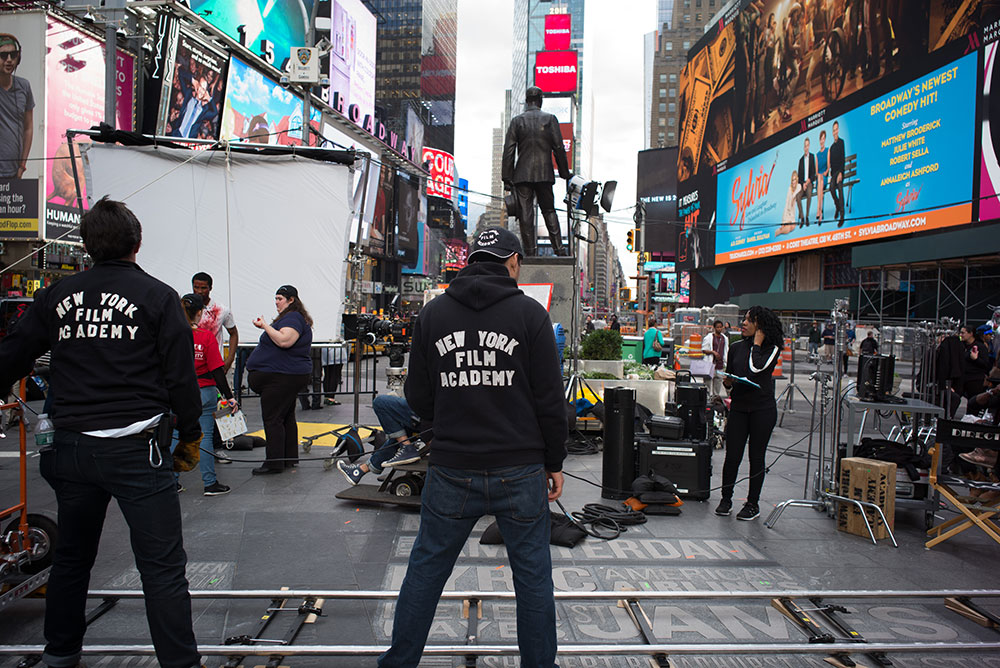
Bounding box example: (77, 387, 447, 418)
(404, 262, 568, 472)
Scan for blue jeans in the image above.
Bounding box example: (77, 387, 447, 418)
(370, 395, 418, 471)
(39, 431, 199, 668)
(170, 386, 219, 486)
(379, 464, 556, 668)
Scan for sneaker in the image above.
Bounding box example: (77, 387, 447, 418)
(176, 482, 185, 493)
(203, 482, 231, 496)
(383, 443, 421, 467)
(714, 499, 733, 516)
(215, 449, 233, 464)
(736, 502, 760, 521)
(337, 460, 366, 486)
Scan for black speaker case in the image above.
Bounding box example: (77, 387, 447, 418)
(636, 437, 712, 500)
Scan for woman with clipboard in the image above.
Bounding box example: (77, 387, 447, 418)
(715, 306, 784, 521)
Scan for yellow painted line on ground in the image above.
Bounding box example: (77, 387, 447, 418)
(247, 422, 377, 448)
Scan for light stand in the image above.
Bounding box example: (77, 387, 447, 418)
(777, 337, 814, 426)
(765, 300, 898, 547)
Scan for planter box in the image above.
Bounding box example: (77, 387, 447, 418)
(578, 359, 624, 379)
(576, 378, 672, 415)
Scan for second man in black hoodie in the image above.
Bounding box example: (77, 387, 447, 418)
(380, 227, 567, 668)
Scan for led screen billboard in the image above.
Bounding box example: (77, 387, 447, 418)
(328, 0, 377, 128)
(395, 173, 419, 267)
(983, 41, 1000, 222)
(423, 147, 455, 199)
(188, 0, 313, 70)
(0, 12, 45, 239)
(534, 51, 578, 94)
(220, 56, 321, 146)
(677, 0, 981, 190)
(45, 17, 136, 241)
(544, 14, 572, 50)
(636, 147, 678, 255)
(162, 31, 227, 140)
(713, 51, 977, 265)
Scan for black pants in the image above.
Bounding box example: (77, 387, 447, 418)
(298, 349, 323, 410)
(249, 370, 310, 470)
(323, 363, 343, 396)
(721, 405, 777, 505)
(40, 432, 199, 668)
(830, 172, 845, 222)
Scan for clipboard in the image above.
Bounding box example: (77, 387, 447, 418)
(718, 371, 761, 389)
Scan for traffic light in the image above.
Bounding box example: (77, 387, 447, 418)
(619, 287, 631, 302)
(626, 229, 634, 252)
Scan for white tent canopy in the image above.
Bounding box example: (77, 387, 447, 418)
(83, 143, 355, 341)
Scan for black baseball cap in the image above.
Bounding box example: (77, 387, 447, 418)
(276, 285, 298, 298)
(468, 227, 523, 263)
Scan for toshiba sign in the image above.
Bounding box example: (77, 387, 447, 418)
(544, 14, 571, 50)
(534, 51, 578, 94)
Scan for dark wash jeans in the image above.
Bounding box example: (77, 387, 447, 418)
(379, 463, 557, 668)
(39, 430, 200, 668)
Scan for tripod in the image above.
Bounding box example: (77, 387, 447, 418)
(777, 340, 814, 426)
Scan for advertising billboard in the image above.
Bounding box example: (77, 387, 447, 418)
(328, 0, 377, 127)
(162, 31, 228, 140)
(188, 0, 313, 70)
(395, 173, 420, 267)
(544, 14, 572, 50)
(45, 17, 137, 241)
(713, 52, 977, 265)
(636, 147, 678, 255)
(368, 162, 394, 256)
(677, 0, 980, 189)
(983, 41, 1000, 222)
(0, 12, 45, 239)
(423, 147, 455, 199)
(534, 50, 578, 94)
(559, 123, 574, 170)
(220, 56, 321, 146)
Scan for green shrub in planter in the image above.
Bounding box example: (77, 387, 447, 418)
(580, 329, 624, 360)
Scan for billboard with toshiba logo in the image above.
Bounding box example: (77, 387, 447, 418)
(544, 14, 571, 50)
(534, 51, 578, 94)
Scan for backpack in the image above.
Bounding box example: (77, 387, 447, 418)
(854, 437, 929, 481)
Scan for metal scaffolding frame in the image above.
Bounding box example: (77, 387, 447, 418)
(855, 256, 1000, 325)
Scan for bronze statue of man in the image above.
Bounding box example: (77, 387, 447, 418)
(502, 87, 572, 256)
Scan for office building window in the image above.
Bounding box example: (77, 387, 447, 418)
(659, 74, 667, 83)
(659, 88, 666, 98)
(669, 88, 676, 97)
(665, 41, 673, 50)
(658, 117, 666, 127)
(683, 41, 691, 50)
(668, 131, 676, 141)
(669, 73, 677, 83)
(658, 132, 666, 142)
(668, 102, 675, 113)
(668, 117, 676, 126)
(658, 103, 666, 113)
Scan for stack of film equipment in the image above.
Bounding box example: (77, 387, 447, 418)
(857, 354, 903, 403)
(642, 383, 712, 500)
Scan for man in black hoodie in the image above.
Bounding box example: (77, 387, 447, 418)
(0, 197, 203, 668)
(380, 227, 567, 668)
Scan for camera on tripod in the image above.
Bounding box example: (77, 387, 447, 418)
(342, 313, 413, 346)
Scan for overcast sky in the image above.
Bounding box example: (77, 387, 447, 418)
(454, 0, 656, 270)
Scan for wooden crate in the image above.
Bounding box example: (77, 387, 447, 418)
(837, 457, 897, 540)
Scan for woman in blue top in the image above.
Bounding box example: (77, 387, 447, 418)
(642, 316, 664, 366)
(246, 285, 314, 475)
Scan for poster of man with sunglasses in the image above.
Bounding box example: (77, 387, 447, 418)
(0, 32, 33, 180)
(0, 15, 44, 240)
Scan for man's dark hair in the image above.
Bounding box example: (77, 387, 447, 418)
(713, 320, 723, 327)
(525, 86, 543, 107)
(80, 196, 142, 262)
(192, 271, 213, 287)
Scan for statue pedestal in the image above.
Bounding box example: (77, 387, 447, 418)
(520, 256, 576, 332)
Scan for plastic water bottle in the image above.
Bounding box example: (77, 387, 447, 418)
(35, 413, 54, 448)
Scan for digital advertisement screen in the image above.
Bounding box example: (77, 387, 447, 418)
(423, 147, 455, 199)
(0, 12, 45, 239)
(162, 31, 227, 140)
(677, 172, 717, 271)
(544, 14, 572, 50)
(636, 147, 678, 255)
(220, 56, 321, 146)
(188, 0, 313, 70)
(328, 0, 377, 127)
(534, 51, 578, 94)
(395, 173, 419, 267)
(677, 0, 980, 189)
(982, 41, 1000, 223)
(713, 52, 977, 265)
(45, 17, 137, 241)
